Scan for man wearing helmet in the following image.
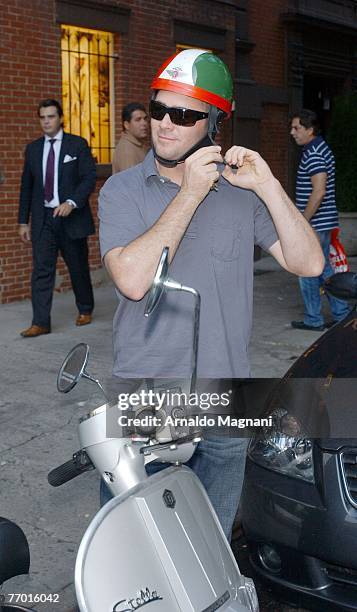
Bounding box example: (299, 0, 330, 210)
(99, 49, 324, 540)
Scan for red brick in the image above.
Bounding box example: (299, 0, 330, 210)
(0, 0, 261, 303)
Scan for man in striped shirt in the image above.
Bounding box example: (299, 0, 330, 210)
(290, 109, 349, 330)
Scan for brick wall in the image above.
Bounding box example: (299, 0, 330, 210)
(249, 0, 289, 189)
(260, 104, 289, 188)
(250, 0, 286, 88)
(0, 0, 63, 302)
(0, 0, 236, 303)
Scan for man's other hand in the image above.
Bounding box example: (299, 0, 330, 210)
(19, 224, 31, 243)
(53, 202, 74, 217)
(180, 145, 223, 202)
(223, 146, 275, 194)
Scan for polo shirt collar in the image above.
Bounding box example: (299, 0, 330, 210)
(142, 149, 173, 184)
(142, 149, 226, 187)
(303, 134, 323, 152)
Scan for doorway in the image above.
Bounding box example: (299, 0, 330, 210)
(303, 74, 346, 136)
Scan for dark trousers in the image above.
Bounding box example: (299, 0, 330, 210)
(31, 208, 94, 327)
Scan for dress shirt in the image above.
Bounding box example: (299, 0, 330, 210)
(42, 129, 76, 208)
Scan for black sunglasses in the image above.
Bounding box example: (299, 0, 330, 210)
(149, 100, 209, 127)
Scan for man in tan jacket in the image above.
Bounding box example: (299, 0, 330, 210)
(112, 102, 149, 173)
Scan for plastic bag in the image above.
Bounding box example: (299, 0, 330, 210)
(329, 228, 349, 273)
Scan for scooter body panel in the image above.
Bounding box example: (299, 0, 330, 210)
(75, 467, 250, 612)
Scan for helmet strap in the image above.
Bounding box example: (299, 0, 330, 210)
(153, 106, 224, 168)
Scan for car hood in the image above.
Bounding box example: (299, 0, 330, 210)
(285, 305, 357, 378)
(255, 307, 357, 440)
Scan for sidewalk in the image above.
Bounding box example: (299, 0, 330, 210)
(251, 255, 357, 376)
(0, 257, 355, 610)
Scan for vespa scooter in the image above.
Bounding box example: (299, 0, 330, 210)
(48, 247, 259, 612)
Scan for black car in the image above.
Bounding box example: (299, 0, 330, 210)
(241, 273, 357, 612)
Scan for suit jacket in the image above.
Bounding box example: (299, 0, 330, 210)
(18, 132, 96, 240)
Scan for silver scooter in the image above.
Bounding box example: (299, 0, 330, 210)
(48, 248, 259, 612)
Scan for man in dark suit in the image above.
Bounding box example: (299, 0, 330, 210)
(18, 99, 96, 337)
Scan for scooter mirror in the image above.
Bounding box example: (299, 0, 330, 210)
(57, 344, 107, 400)
(144, 247, 201, 394)
(144, 246, 170, 316)
(57, 343, 90, 393)
(324, 271, 357, 301)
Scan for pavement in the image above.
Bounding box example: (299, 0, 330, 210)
(0, 255, 355, 611)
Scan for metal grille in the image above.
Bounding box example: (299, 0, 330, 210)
(339, 449, 357, 509)
(61, 25, 115, 164)
(324, 562, 357, 588)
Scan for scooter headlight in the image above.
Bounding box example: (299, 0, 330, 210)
(248, 408, 314, 483)
(237, 575, 259, 612)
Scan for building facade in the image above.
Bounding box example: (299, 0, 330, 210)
(1, 0, 356, 303)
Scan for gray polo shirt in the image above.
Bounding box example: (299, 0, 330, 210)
(99, 150, 278, 378)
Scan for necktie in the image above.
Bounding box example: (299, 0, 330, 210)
(44, 138, 56, 203)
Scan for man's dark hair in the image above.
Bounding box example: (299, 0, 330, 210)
(292, 109, 320, 135)
(122, 102, 146, 127)
(37, 99, 63, 118)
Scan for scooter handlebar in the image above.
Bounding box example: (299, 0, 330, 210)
(48, 450, 94, 487)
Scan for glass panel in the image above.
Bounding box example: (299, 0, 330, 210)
(61, 25, 115, 163)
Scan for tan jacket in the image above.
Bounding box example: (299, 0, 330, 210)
(112, 132, 149, 174)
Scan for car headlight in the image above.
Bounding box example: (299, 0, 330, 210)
(248, 407, 314, 483)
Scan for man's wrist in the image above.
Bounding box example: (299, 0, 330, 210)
(177, 188, 202, 209)
(255, 177, 281, 201)
(65, 199, 77, 208)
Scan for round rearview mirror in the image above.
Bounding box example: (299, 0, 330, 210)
(144, 246, 201, 394)
(144, 246, 169, 316)
(57, 343, 89, 393)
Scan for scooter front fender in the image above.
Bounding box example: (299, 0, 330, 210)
(75, 466, 255, 612)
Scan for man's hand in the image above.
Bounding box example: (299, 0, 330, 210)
(303, 172, 326, 221)
(53, 202, 74, 217)
(222, 146, 275, 195)
(103, 146, 223, 301)
(19, 224, 31, 243)
(180, 146, 223, 202)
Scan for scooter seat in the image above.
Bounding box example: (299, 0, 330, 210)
(0, 517, 30, 585)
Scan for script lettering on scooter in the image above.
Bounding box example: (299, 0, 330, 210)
(113, 587, 163, 611)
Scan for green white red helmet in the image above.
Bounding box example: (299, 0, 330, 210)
(151, 48, 233, 117)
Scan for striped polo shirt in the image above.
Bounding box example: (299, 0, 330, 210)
(296, 135, 338, 231)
